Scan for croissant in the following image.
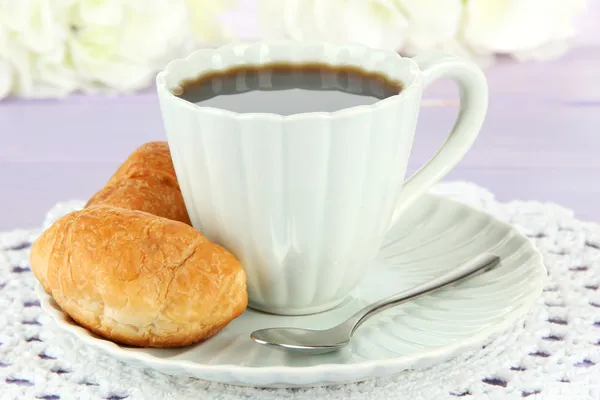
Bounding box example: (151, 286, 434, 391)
(86, 141, 191, 225)
(31, 142, 247, 348)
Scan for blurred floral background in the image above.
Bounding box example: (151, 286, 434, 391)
(0, 0, 590, 100)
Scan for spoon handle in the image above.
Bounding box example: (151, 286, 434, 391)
(345, 253, 500, 334)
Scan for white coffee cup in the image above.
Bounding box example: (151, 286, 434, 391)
(156, 41, 488, 315)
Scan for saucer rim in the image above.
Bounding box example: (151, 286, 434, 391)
(37, 193, 546, 385)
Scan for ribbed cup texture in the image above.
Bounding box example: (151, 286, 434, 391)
(157, 42, 422, 314)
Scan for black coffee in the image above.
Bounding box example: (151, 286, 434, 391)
(172, 63, 403, 115)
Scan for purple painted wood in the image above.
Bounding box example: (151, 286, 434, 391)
(1, 13, 599, 230)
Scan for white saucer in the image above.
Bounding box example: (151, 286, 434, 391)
(37, 193, 546, 388)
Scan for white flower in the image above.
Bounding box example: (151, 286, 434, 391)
(0, 0, 76, 98)
(256, 0, 586, 66)
(67, 0, 189, 92)
(0, 20, 12, 98)
(392, 0, 499, 66)
(0, 0, 236, 100)
(257, 0, 469, 53)
(257, 0, 409, 51)
(0, 60, 12, 99)
(394, 0, 463, 54)
(185, 0, 238, 45)
(462, 0, 587, 61)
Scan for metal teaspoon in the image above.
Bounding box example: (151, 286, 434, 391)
(250, 253, 500, 355)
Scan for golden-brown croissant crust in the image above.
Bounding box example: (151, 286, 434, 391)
(86, 141, 191, 225)
(31, 142, 247, 348)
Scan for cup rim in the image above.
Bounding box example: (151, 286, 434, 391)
(155, 41, 422, 121)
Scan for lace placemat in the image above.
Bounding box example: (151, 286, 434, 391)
(1, 182, 598, 400)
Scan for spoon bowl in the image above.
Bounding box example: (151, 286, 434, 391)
(251, 327, 349, 354)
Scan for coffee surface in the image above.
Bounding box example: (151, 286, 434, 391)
(173, 63, 402, 115)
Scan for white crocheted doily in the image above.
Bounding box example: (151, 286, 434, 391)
(1, 182, 599, 400)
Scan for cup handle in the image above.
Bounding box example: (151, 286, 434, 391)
(388, 52, 489, 229)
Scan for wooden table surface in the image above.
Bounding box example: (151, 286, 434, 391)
(1, 5, 599, 231)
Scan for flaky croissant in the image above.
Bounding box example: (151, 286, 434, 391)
(86, 141, 191, 225)
(31, 142, 247, 348)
